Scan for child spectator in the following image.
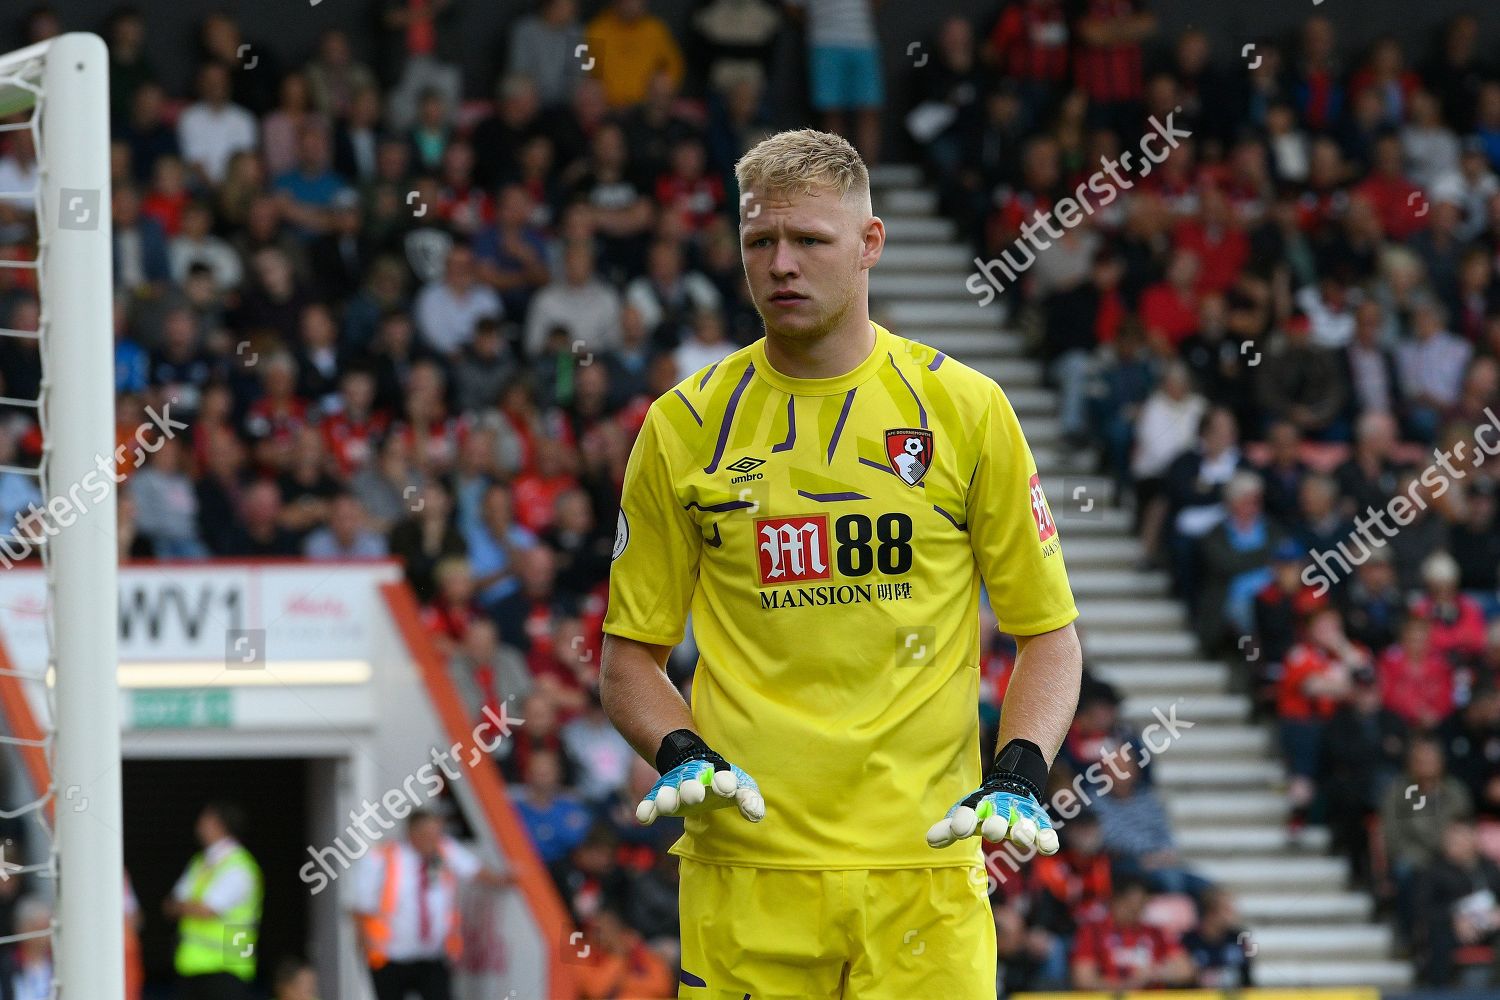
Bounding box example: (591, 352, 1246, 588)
(1278, 607, 1371, 839)
(1071, 875, 1195, 990)
(1181, 888, 1253, 988)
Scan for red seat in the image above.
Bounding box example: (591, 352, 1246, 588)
(1455, 944, 1495, 967)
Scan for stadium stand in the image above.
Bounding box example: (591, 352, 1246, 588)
(2, 0, 1500, 996)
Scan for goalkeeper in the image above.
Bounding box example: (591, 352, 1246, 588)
(601, 129, 1081, 1000)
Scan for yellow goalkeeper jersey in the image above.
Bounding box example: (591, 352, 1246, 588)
(604, 322, 1078, 870)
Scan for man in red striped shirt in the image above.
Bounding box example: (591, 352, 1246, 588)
(1071, 0, 1156, 134)
(986, 0, 1070, 128)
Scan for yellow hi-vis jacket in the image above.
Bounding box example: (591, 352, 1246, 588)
(174, 843, 263, 981)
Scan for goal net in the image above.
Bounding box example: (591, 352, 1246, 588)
(0, 33, 122, 999)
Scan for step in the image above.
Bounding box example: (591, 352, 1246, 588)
(1194, 855, 1347, 891)
(960, 353, 1044, 380)
(883, 300, 999, 329)
(1040, 474, 1117, 511)
(969, 357, 1044, 386)
(1058, 534, 1139, 566)
(1169, 790, 1287, 825)
(1155, 757, 1283, 788)
(1002, 385, 1054, 416)
(876, 241, 966, 269)
(1069, 566, 1168, 597)
(880, 215, 957, 242)
(1094, 657, 1226, 691)
(917, 329, 1025, 357)
(1149, 724, 1269, 757)
(868, 163, 923, 188)
(1243, 923, 1392, 960)
(1052, 507, 1132, 535)
(1075, 598, 1185, 630)
(871, 271, 979, 300)
(1121, 691, 1248, 721)
(1092, 638, 1194, 668)
(1237, 891, 1373, 924)
(874, 188, 939, 215)
(1252, 960, 1412, 989)
(1015, 414, 1061, 445)
(1178, 824, 1330, 853)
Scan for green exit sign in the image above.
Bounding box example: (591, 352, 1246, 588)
(132, 689, 232, 729)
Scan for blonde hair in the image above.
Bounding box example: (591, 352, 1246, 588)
(734, 129, 870, 210)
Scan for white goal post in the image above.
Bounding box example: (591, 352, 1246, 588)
(0, 33, 122, 999)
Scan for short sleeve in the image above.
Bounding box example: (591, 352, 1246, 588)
(443, 838, 483, 881)
(350, 848, 386, 913)
(603, 405, 701, 646)
(965, 384, 1078, 636)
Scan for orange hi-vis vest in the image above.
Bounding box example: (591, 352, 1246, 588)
(361, 842, 463, 969)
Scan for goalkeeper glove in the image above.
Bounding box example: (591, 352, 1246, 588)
(635, 729, 766, 825)
(925, 738, 1059, 855)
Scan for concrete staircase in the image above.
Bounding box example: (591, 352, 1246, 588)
(867, 163, 1412, 991)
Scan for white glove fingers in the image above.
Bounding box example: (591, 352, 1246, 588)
(635, 797, 659, 825)
(679, 775, 708, 806)
(926, 817, 958, 848)
(735, 787, 765, 822)
(711, 769, 739, 798)
(979, 813, 1011, 844)
(949, 805, 978, 840)
(654, 783, 681, 815)
(1036, 827, 1061, 855)
(1008, 816, 1039, 849)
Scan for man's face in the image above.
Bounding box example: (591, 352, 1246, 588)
(409, 817, 443, 858)
(740, 185, 881, 341)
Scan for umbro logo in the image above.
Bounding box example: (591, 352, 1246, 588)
(728, 456, 765, 484)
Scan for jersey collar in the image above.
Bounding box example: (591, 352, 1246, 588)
(751, 322, 891, 396)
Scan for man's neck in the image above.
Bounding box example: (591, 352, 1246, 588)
(763, 315, 875, 381)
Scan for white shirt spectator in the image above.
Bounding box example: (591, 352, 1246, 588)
(1131, 392, 1207, 480)
(170, 233, 243, 289)
(674, 333, 737, 381)
(1431, 164, 1499, 243)
(1175, 447, 1243, 538)
(1296, 285, 1358, 349)
(177, 100, 258, 185)
(129, 465, 204, 548)
(1398, 329, 1473, 407)
(524, 278, 622, 357)
(1402, 124, 1461, 192)
(414, 280, 503, 354)
(352, 838, 481, 963)
(561, 712, 634, 802)
(624, 270, 721, 332)
(303, 524, 389, 560)
(507, 15, 584, 108)
(785, 0, 876, 47)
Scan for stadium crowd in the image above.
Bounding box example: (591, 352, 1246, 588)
(1, 0, 1499, 994)
(911, 2, 1500, 990)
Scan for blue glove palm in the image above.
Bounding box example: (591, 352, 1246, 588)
(636, 737, 765, 826)
(926, 777, 1059, 854)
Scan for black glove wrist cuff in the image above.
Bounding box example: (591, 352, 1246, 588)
(655, 729, 725, 776)
(990, 738, 1050, 802)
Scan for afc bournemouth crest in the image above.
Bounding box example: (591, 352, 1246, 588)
(885, 428, 933, 487)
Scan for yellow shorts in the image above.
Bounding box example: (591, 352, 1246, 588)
(676, 859, 997, 1000)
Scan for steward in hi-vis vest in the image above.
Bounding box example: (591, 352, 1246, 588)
(353, 809, 511, 1000)
(166, 802, 263, 1000)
